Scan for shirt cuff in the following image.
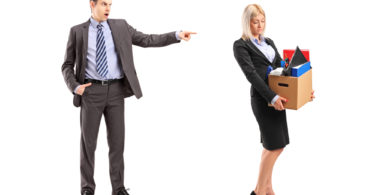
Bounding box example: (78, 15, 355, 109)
(271, 95, 279, 105)
(175, 30, 182, 40)
(74, 85, 80, 94)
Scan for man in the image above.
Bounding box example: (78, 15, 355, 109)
(61, 0, 196, 194)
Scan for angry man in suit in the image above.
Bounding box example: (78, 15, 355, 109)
(61, 0, 196, 194)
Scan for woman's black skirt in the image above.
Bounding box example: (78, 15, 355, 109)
(251, 94, 289, 150)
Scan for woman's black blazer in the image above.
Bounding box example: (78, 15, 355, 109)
(233, 37, 282, 102)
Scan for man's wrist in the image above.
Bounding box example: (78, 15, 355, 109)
(175, 30, 182, 40)
(74, 85, 80, 94)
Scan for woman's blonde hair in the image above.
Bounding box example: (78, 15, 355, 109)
(241, 4, 266, 40)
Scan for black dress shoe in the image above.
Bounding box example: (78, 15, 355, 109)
(117, 187, 129, 195)
(81, 188, 94, 195)
(251, 191, 256, 195)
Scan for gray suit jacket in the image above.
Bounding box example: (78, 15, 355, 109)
(62, 19, 180, 107)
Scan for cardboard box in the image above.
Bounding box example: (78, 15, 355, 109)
(268, 69, 312, 110)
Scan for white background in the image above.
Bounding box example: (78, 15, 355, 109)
(1, 0, 374, 194)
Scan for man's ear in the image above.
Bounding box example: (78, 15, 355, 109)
(90, 1, 95, 10)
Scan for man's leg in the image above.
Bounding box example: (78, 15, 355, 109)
(104, 82, 126, 195)
(80, 85, 106, 193)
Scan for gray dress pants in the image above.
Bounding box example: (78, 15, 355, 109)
(80, 81, 126, 195)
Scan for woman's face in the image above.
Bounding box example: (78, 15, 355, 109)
(250, 14, 265, 38)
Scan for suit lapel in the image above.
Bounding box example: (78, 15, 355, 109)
(81, 19, 90, 81)
(108, 19, 134, 72)
(245, 39, 272, 64)
(82, 21, 89, 52)
(265, 38, 279, 65)
(107, 19, 122, 53)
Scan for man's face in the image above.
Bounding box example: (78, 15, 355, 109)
(91, 0, 112, 22)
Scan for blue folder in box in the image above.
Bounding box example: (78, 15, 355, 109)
(291, 61, 311, 77)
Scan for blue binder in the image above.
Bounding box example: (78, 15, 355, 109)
(291, 62, 311, 77)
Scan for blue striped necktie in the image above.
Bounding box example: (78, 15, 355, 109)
(96, 24, 108, 78)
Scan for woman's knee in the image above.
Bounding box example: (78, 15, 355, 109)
(264, 147, 284, 155)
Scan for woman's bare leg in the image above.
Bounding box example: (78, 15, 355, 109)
(253, 148, 284, 195)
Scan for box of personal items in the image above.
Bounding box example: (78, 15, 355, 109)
(268, 46, 312, 110)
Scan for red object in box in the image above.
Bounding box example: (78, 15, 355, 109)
(283, 49, 310, 62)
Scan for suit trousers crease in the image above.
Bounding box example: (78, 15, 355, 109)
(80, 81, 126, 192)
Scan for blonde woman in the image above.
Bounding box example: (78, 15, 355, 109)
(233, 4, 289, 195)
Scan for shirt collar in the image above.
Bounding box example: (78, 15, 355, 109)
(90, 17, 109, 30)
(252, 35, 265, 45)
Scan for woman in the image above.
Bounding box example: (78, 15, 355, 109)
(233, 4, 314, 195)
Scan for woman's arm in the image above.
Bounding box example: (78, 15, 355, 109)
(233, 40, 277, 103)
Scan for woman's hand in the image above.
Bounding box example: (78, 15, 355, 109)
(310, 90, 315, 101)
(273, 96, 287, 111)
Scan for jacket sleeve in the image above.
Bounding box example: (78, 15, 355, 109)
(61, 27, 80, 94)
(125, 21, 180, 47)
(233, 40, 277, 103)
